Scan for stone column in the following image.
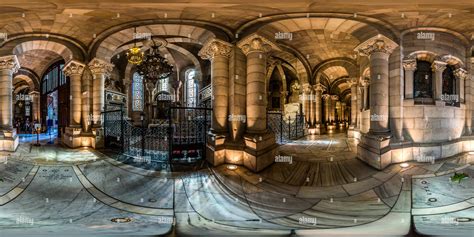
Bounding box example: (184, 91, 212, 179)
(0, 56, 19, 131)
(238, 34, 277, 134)
(63, 60, 86, 127)
(199, 39, 232, 134)
(361, 78, 370, 110)
(237, 34, 279, 172)
(454, 68, 467, 103)
(313, 83, 324, 125)
(0, 55, 20, 151)
(403, 59, 417, 99)
(28, 91, 40, 122)
(330, 95, 338, 124)
(341, 102, 346, 123)
(322, 94, 330, 123)
(123, 80, 131, 118)
(302, 83, 312, 124)
(432, 60, 447, 101)
(349, 79, 358, 126)
(356, 37, 397, 135)
(81, 69, 92, 133)
(88, 58, 113, 127)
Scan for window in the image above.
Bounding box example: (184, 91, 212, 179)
(158, 77, 169, 92)
(413, 60, 433, 98)
(132, 72, 144, 111)
(186, 69, 197, 107)
(41, 61, 65, 96)
(442, 65, 458, 106)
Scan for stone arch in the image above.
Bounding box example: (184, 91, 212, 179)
(313, 58, 359, 85)
(406, 50, 439, 63)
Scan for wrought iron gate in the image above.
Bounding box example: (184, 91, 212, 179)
(103, 106, 211, 166)
(267, 111, 306, 143)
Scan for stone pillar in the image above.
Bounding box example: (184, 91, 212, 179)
(454, 68, 467, 103)
(0, 55, 20, 151)
(361, 79, 369, 110)
(81, 69, 92, 133)
(88, 58, 113, 127)
(468, 57, 474, 135)
(313, 84, 324, 124)
(341, 102, 346, 123)
(432, 60, 447, 101)
(63, 60, 85, 127)
(123, 80, 131, 118)
(356, 38, 396, 135)
(403, 59, 417, 99)
(199, 39, 232, 134)
(302, 83, 312, 124)
(28, 91, 40, 122)
(349, 79, 357, 126)
(330, 95, 338, 124)
(322, 94, 330, 123)
(355, 35, 398, 170)
(237, 34, 279, 172)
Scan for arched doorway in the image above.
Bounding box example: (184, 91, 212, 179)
(40, 60, 69, 141)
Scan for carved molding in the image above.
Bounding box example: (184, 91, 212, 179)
(354, 35, 398, 56)
(313, 83, 325, 92)
(454, 68, 468, 80)
(330, 95, 339, 101)
(431, 60, 447, 72)
(63, 60, 86, 76)
(198, 38, 233, 60)
(0, 55, 20, 73)
(402, 59, 417, 71)
(237, 33, 279, 56)
(88, 58, 114, 75)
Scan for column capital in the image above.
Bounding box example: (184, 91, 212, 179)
(471, 57, 474, 65)
(313, 83, 325, 92)
(302, 83, 312, 94)
(454, 68, 468, 80)
(431, 60, 447, 72)
(237, 33, 279, 56)
(0, 55, 20, 73)
(402, 58, 417, 71)
(347, 78, 358, 87)
(361, 78, 370, 86)
(330, 95, 339, 101)
(28, 91, 40, 96)
(322, 94, 331, 100)
(198, 38, 233, 60)
(354, 35, 398, 56)
(63, 60, 86, 76)
(88, 58, 113, 75)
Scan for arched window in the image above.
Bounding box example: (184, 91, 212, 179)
(442, 65, 458, 105)
(186, 69, 197, 107)
(413, 60, 433, 98)
(132, 72, 144, 111)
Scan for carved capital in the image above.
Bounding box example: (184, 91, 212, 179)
(322, 94, 331, 101)
(198, 38, 233, 61)
(302, 83, 312, 94)
(313, 83, 325, 92)
(237, 33, 279, 56)
(88, 58, 114, 76)
(347, 78, 358, 87)
(361, 78, 370, 87)
(63, 60, 86, 76)
(454, 68, 468, 80)
(431, 60, 447, 72)
(402, 59, 417, 71)
(330, 95, 339, 101)
(354, 35, 398, 57)
(0, 55, 20, 73)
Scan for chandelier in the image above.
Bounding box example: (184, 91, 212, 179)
(136, 39, 173, 83)
(126, 27, 144, 65)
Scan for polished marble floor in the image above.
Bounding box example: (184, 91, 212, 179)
(0, 134, 473, 236)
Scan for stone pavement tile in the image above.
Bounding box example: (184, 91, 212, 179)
(296, 185, 348, 199)
(342, 178, 382, 196)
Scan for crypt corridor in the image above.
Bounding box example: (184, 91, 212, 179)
(0, 0, 473, 236)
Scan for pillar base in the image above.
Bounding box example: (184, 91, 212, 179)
(0, 129, 19, 151)
(326, 124, 336, 133)
(62, 127, 96, 148)
(242, 132, 278, 172)
(206, 133, 227, 167)
(357, 132, 391, 170)
(347, 126, 361, 139)
(309, 124, 326, 135)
